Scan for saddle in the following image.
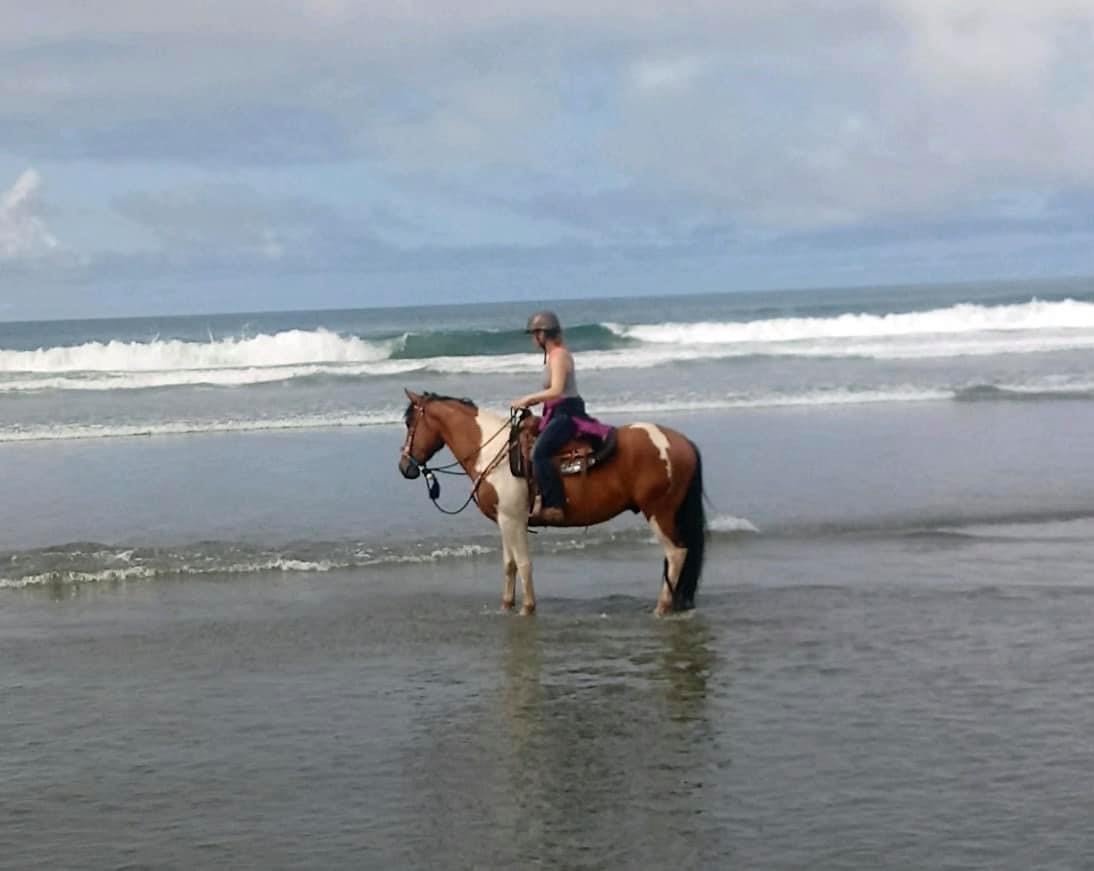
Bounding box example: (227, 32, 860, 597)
(508, 411, 618, 509)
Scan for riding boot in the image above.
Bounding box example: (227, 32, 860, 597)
(529, 505, 564, 525)
(528, 495, 564, 525)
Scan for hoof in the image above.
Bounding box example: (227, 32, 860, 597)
(501, 599, 516, 612)
(653, 604, 672, 617)
(520, 603, 537, 617)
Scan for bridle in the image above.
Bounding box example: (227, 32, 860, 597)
(400, 400, 430, 476)
(401, 397, 519, 515)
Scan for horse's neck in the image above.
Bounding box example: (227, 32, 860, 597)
(436, 405, 504, 474)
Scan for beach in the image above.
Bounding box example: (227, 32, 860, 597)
(4, 282, 1094, 868)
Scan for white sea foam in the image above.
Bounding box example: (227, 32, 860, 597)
(3, 335, 1091, 393)
(0, 412, 405, 442)
(0, 390, 937, 442)
(9, 376, 1092, 443)
(0, 542, 498, 589)
(708, 514, 761, 533)
(1, 299, 1092, 393)
(380, 544, 495, 564)
(0, 360, 427, 392)
(0, 328, 394, 373)
(607, 298, 1094, 344)
(936, 516, 1094, 541)
(592, 387, 953, 414)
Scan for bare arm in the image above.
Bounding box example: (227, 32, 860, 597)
(512, 350, 571, 408)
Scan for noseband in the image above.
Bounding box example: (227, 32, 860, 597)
(401, 401, 440, 498)
(401, 401, 425, 468)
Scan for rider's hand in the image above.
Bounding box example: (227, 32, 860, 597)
(511, 397, 529, 410)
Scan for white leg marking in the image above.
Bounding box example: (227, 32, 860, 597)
(630, 423, 672, 483)
(516, 529, 536, 614)
(500, 512, 535, 613)
(649, 516, 686, 612)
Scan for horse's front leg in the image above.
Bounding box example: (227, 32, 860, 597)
(500, 513, 536, 615)
(497, 515, 520, 611)
(500, 531, 517, 612)
(516, 532, 536, 617)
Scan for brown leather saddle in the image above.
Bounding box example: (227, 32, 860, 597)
(508, 411, 618, 503)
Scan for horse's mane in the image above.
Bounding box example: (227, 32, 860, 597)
(403, 393, 478, 425)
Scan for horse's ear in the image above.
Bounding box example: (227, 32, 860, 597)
(404, 388, 420, 403)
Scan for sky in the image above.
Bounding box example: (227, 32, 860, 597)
(3, 1, 1094, 320)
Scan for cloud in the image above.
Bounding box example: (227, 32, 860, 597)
(6, 6, 1084, 211)
(0, 169, 59, 260)
(629, 56, 711, 93)
(603, 12, 1094, 232)
(111, 182, 389, 270)
(4, 0, 1094, 294)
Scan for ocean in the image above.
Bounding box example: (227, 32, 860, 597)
(3, 278, 1094, 868)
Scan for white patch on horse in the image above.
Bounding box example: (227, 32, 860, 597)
(630, 423, 672, 482)
(475, 409, 536, 612)
(473, 410, 528, 518)
(649, 516, 686, 610)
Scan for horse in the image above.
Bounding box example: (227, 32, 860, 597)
(398, 390, 706, 616)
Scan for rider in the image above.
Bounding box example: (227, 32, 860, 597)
(511, 310, 586, 524)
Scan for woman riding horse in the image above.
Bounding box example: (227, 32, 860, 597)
(511, 310, 592, 525)
(399, 313, 706, 614)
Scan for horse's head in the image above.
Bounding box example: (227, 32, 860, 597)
(399, 389, 446, 480)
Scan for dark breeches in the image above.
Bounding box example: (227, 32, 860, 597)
(532, 398, 585, 508)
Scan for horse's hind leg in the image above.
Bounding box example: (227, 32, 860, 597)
(649, 513, 686, 617)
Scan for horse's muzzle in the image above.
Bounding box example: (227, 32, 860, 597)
(399, 454, 420, 479)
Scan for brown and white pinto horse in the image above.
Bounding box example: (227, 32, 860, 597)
(398, 390, 706, 616)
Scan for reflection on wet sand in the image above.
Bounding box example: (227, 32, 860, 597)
(495, 611, 724, 865)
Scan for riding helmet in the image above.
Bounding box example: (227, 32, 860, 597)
(525, 310, 562, 335)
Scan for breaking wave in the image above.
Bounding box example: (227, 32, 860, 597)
(2, 298, 1092, 393)
(607, 298, 1094, 344)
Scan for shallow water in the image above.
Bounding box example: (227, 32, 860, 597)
(4, 535, 1094, 870)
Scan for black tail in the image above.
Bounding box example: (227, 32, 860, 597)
(672, 442, 706, 611)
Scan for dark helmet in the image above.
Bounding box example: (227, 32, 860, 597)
(525, 310, 562, 335)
